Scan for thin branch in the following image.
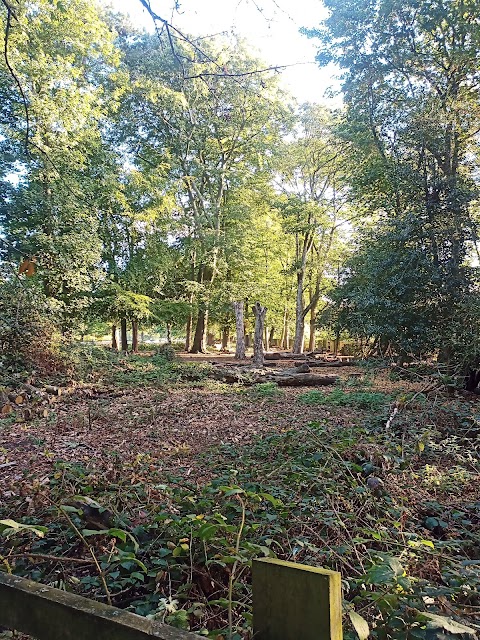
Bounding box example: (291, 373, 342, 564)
(1, 0, 30, 157)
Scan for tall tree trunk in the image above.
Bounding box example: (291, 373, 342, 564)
(166, 323, 172, 344)
(120, 318, 128, 352)
(308, 304, 317, 352)
(293, 268, 306, 354)
(334, 326, 340, 356)
(233, 301, 246, 360)
(280, 306, 288, 349)
(221, 327, 229, 350)
(190, 308, 207, 353)
(132, 320, 139, 352)
(185, 255, 196, 351)
(269, 326, 275, 347)
(111, 325, 118, 350)
(190, 263, 209, 353)
(264, 325, 269, 351)
(252, 302, 267, 367)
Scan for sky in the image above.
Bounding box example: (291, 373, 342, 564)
(108, 0, 342, 106)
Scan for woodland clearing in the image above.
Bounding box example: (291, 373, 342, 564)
(0, 350, 479, 639)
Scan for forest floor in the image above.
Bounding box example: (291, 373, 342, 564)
(0, 348, 479, 639)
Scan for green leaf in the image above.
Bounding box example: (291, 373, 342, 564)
(108, 528, 127, 543)
(195, 523, 219, 541)
(367, 563, 395, 585)
(0, 519, 47, 538)
(349, 610, 370, 640)
(418, 612, 477, 636)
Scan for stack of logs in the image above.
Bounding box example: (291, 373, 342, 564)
(209, 352, 356, 386)
(0, 383, 66, 421)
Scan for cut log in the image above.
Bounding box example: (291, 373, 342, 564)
(268, 374, 338, 387)
(281, 364, 310, 375)
(301, 360, 356, 368)
(264, 352, 307, 361)
(206, 366, 338, 387)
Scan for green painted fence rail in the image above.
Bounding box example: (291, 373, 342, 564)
(0, 559, 343, 639)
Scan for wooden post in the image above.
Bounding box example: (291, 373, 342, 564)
(252, 558, 342, 640)
(0, 572, 202, 640)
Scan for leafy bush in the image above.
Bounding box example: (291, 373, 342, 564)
(156, 343, 177, 361)
(0, 278, 63, 378)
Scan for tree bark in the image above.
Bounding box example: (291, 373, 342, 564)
(269, 326, 275, 347)
(252, 302, 267, 367)
(293, 266, 306, 354)
(120, 318, 128, 352)
(132, 320, 139, 352)
(190, 308, 207, 353)
(233, 301, 246, 360)
(111, 325, 118, 351)
(221, 327, 229, 350)
(166, 323, 172, 344)
(308, 312, 315, 351)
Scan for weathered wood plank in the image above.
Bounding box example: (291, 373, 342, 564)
(252, 558, 342, 640)
(0, 572, 202, 640)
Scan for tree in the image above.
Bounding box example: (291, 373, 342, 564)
(275, 105, 349, 353)
(306, 0, 480, 363)
(233, 301, 246, 359)
(331, 215, 440, 361)
(118, 32, 292, 352)
(0, 0, 119, 331)
(252, 301, 267, 366)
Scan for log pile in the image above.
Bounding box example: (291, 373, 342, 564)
(0, 382, 70, 421)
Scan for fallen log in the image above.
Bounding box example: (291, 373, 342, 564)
(207, 366, 338, 386)
(266, 374, 338, 386)
(281, 364, 310, 374)
(263, 352, 307, 361)
(295, 360, 356, 368)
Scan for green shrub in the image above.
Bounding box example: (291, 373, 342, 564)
(156, 343, 176, 361)
(0, 278, 63, 378)
(244, 382, 283, 399)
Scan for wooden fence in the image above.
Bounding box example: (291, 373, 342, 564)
(0, 558, 342, 640)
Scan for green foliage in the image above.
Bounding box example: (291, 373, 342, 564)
(306, 0, 480, 367)
(298, 388, 390, 411)
(243, 382, 283, 400)
(156, 343, 176, 362)
(3, 404, 478, 637)
(0, 276, 64, 378)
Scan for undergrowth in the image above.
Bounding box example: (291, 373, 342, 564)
(1, 359, 479, 639)
(1, 405, 479, 639)
(298, 387, 390, 411)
